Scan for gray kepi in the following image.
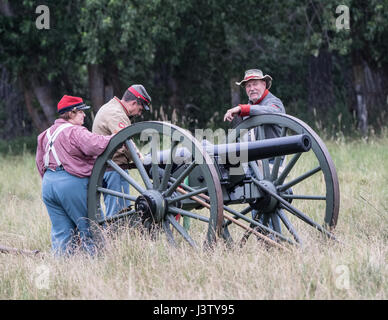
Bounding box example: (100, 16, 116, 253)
(128, 84, 152, 111)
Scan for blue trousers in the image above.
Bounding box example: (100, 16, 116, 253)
(102, 171, 131, 217)
(42, 168, 96, 256)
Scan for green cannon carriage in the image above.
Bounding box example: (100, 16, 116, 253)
(87, 114, 339, 249)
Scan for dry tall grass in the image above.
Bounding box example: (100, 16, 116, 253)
(0, 136, 387, 300)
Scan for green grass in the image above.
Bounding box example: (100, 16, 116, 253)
(0, 136, 387, 300)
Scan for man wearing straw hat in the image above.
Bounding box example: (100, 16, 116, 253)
(224, 68, 285, 137)
(224, 69, 286, 236)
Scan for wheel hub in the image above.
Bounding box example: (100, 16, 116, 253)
(250, 180, 279, 213)
(135, 190, 167, 223)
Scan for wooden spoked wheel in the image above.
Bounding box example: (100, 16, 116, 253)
(87, 121, 224, 247)
(221, 114, 340, 247)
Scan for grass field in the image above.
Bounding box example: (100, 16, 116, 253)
(0, 135, 387, 300)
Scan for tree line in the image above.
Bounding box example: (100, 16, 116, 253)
(0, 0, 387, 141)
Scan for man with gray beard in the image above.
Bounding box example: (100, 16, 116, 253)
(224, 68, 286, 237)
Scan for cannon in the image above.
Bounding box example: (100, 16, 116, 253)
(87, 114, 339, 249)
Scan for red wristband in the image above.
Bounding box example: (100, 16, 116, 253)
(239, 104, 251, 117)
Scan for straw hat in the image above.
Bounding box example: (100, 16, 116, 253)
(235, 69, 272, 89)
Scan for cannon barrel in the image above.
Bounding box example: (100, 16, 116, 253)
(143, 134, 311, 166)
(210, 134, 311, 165)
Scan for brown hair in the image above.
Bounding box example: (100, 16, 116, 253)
(59, 111, 72, 120)
(58, 109, 79, 120)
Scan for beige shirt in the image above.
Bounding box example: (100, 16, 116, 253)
(92, 97, 132, 166)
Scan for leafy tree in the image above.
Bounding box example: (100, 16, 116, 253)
(78, 0, 155, 112)
(0, 0, 85, 131)
(0, 0, 387, 138)
(301, 0, 388, 135)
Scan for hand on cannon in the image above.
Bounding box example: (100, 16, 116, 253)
(224, 105, 242, 122)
